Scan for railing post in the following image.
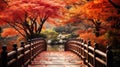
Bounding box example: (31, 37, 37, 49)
(21, 42, 25, 67)
(64, 40, 68, 51)
(81, 39, 83, 43)
(13, 44, 18, 67)
(1, 45, 8, 67)
(83, 41, 86, 64)
(44, 39, 47, 51)
(80, 39, 83, 56)
(28, 39, 32, 64)
(106, 45, 113, 67)
(87, 40, 91, 67)
(93, 43, 98, 67)
(31, 39, 34, 60)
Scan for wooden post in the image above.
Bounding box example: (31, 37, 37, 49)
(87, 40, 91, 67)
(106, 45, 113, 67)
(93, 43, 98, 67)
(1, 45, 8, 67)
(81, 39, 83, 43)
(83, 41, 86, 64)
(31, 39, 34, 60)
(21, 42, 25, 67)
(44, 39, 47, 51)
(79, 39, 83, 58)
(28, 39, 32, 64)
(64, 40, 68, 51)
(13, 44, 18, 67)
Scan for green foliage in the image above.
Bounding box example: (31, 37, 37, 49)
(26, 33, 47, 39)
(68, 33, 79, 39)
(37, 33, 47, 38)
(41, 29, 58, 40)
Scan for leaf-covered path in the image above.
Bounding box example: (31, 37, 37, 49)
(29, 51, 86, 67)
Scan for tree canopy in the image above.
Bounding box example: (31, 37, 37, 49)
(0, 0, 64, 39)
(0, 0, 120, 49)
(61, 0, 120, 48)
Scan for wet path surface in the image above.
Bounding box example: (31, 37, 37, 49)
(29, 51, 86, 67)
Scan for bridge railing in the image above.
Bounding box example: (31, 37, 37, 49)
(65, 38, 113, 67)
(0, 38, 47, 67)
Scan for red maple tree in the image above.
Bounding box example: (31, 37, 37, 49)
(0, 0, 64, 40)
(62, 0, 120, 49)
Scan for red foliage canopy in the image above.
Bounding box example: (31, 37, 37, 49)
(0, 0, 64, 23)
(0, 0, 64, 39)
(1, 28, 18, 37)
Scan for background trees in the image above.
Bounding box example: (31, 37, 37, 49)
(81, 0, 120, 48)
(62, 0, 120, 49)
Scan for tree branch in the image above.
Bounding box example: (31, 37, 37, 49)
(37, 15, 49, 33)
(0, 19, 26, 38)
(7, 22, 26, 38)
(108, 0, 120, 8)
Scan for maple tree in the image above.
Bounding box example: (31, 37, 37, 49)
(62, 0, 120, 49)
(82, 0, 120, 48)
(0, 0, 64, 40)
(0, 0, 119, 49)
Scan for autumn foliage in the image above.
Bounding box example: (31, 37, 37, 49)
(63, 0, 120, 49)
(0, 0, 64, 40)
(1, 28, 18, 37)
(80, 31, 107, 49)
(0, 0, 120, 51)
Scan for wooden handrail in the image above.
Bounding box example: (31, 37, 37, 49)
(0, 38, 47, 67)
(65, 38, 113, 67)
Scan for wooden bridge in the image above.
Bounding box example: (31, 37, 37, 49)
(0, 38, 113, 67)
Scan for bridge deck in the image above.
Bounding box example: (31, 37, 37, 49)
(29, 51, 86, 67)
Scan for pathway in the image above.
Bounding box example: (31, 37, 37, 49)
(29, 51, 86, 67)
